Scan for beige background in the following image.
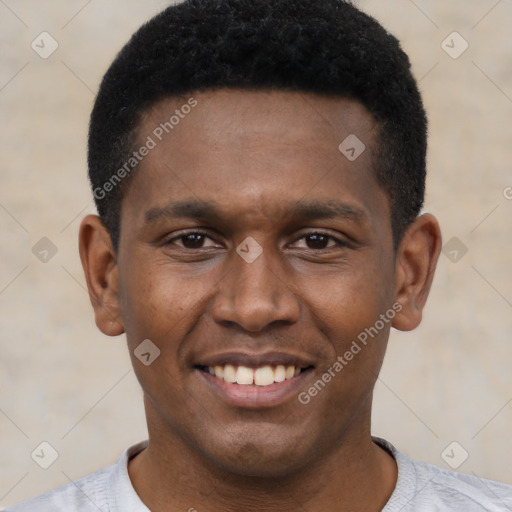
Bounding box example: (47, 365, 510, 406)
(1, 0, 511, 507)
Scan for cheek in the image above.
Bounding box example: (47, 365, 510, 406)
(305, 259, 392, 340)
(302, 262, 394, 403)
(118, 264, 192, 405)
(293, 265, 393, 431)
(118, 261, 179, 342)
(119, 258, 215, 352)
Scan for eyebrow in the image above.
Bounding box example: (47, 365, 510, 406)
(144, 199, 367, 225)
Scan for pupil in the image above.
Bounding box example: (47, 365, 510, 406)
(183, 234, 204, 248)
(307, 234, 328, 249)
(180, 234, 329, 250)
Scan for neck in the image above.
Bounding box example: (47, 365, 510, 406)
(128, 412, 397, 512)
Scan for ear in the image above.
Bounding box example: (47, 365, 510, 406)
(78, 214, 125, 336)
(392, 213, 442, 331)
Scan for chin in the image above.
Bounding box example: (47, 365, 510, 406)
(199, 435, 313, 479)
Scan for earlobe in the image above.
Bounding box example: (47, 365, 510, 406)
(391, 213, 442, 332)
(78, 215, 125, 337)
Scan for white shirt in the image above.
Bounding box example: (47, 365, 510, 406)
(6, 437, 512, 511)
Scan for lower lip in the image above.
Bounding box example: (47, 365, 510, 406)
(197, 369, 313, 409)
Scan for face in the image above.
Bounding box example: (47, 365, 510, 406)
(81, 89, 440, 478)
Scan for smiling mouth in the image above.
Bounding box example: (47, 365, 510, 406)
(197, 364, 313, 387)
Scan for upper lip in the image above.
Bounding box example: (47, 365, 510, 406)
(195, 351, 315, 369)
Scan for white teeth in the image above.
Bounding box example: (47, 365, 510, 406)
(274, 365, 286, 382)
(206, 364, 303, 386)
(254, 366, 274, 386)
(236, 366, 254, 385)
(223, 364, 237, 383)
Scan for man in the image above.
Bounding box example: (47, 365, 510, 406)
(8, 0, 512, 510)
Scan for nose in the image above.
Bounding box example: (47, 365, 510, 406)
(211, 245, 300, 332)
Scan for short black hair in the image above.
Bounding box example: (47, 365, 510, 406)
(88, 0, 427, 251)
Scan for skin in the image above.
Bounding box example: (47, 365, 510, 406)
(79, 89, 442, 512)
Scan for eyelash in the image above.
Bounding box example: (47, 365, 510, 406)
(165, 230, 347, 250)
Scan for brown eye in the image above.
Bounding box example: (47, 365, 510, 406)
(180, 233, 207, 249)
(291, 232, 342, 250)
(166, 231, 220, 249)
(305, 234, 331, 249)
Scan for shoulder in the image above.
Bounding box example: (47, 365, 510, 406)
(374, 437, 512, 511)
(414, 459, 512, 510)
(5, 466, 112, 512)
(5, 440, 149, 512)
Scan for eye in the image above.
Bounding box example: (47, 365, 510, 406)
(290, 232, 346, 250)
(166, 230, 221, 249)
(165, 230, 347, 251)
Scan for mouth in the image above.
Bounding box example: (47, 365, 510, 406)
(196, 363, 313, 386)
(193, 353, 315, 408)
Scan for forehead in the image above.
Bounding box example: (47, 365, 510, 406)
(142, 89, 378, 155)
(124, 89, 387, 229)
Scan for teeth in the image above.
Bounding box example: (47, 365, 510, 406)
(214, 365, 224, 379)
(236, 366, 254, 385)
(274, 365, 286, 382)
(254, 366, 274, 386)
(285, 366, 295, 380)
(223, 364, 237, 383)
(206, 364, 303, 386)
